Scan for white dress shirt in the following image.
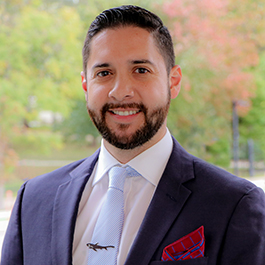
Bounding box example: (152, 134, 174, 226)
(72, 129, 173, 265)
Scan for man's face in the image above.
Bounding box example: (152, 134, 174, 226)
(82, 26, 180, 150)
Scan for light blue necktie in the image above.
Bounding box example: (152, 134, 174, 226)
(87, 165, 138, 265)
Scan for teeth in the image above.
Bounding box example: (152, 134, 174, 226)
(112, 110, 139, 116)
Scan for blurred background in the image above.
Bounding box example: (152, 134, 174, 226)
(0, 0, 265, 251)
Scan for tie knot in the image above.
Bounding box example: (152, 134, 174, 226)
(108, 166, 139, 191)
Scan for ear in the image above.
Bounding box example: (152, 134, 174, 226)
(169, 65, 182, 99)
(81, 71, 87, 92)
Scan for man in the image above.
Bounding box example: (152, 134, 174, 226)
(1, 5, 265, 265)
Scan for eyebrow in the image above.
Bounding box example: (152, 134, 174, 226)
(92, 63, 110, 70)
(130, 59, 155, 66)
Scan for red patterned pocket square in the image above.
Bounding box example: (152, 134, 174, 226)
(161, 226, 205, 261)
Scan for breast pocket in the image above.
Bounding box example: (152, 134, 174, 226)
(150, 257, 208, 265)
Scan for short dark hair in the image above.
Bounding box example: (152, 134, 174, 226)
(82, 5, 175, 76)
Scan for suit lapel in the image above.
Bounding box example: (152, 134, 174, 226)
(51, 150, 99, 265)
(125, 139, 195, 265)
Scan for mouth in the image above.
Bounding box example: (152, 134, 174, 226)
(102, 103, 146, 119)
(110, 109, 141, 116)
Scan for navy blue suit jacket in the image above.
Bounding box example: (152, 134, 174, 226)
(1, 138, 265, 264)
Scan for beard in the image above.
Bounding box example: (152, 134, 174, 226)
(87, 94, 170, 150)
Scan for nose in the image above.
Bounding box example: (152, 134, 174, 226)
(108, 75, 134, 101)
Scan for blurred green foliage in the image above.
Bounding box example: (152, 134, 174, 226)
(58, 99, 99, 142)
(239, 52, 265, 160)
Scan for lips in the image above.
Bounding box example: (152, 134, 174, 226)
(111, 110, 140, 116)
(101, 103, 146, 118)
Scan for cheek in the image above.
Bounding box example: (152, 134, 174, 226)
(87, 85, 108, 107)
(143, 82, 169, 105)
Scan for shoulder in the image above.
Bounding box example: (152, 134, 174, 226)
(171, 137, 260, 197)
(178, 148, 265, 226)
(192, 156, 257, 195)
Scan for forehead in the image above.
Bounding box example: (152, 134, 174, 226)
(92, 26, 152, 44)
(87, 26, 164, 67)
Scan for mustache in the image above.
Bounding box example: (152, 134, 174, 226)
(101, 102, 147, 115)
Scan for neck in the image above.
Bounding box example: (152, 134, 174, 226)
(103, 127, 167, 164)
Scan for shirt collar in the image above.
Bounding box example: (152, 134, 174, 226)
(93, 128, 173, 187)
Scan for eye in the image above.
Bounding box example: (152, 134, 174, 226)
(135, 68, 149, 74)
(97, 70, 111, 77)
